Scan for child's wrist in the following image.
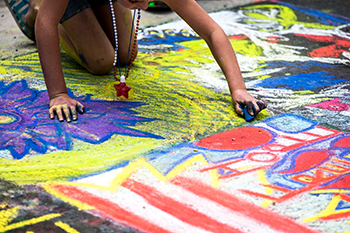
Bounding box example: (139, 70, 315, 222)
(49, 91, 68, 100)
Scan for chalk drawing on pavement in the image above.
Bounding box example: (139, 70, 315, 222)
(1, 1, 350, 232)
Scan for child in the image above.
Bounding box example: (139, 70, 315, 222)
(6, 0, 267, 122)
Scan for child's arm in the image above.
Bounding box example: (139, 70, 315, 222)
(163, 0, 266, 116)
(35, 0, 84, 122)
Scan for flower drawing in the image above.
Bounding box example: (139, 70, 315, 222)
(0, 80, 162, 159)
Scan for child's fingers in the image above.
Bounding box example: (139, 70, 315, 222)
(258, 100, 267, 110)
(56, 107, 64, 122)
(49, 105, 67, 122)
(253, 102, 261, 116)
(70, 106, 77, 121)
(246, 102, 254, 116)
(49, 100, 85, 122)
(49, 106, 56, 119)
(76, 101, 85, 114)
(254, 100, 267, 115)
(236, 103, 244, 116)
(62, 105, 71, 122)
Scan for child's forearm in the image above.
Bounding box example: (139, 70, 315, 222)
(205, 28, 247, 94)
(35, 12, 67, 99)
(166, 0, 246, 94)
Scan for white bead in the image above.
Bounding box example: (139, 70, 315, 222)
(120, 75, 125, 82)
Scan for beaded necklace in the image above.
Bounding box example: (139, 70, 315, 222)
(109, 0, 141, 98)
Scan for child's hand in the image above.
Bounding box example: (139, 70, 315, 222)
(49, 93, 85, 122)
(232, 89, 267, 117)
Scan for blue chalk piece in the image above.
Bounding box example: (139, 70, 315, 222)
(243, 106, 255, 122)
(240, 105, 255, 122)
(240, 102, 265, 122)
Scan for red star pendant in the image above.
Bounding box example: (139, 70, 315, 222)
(114, 82, 131, 99)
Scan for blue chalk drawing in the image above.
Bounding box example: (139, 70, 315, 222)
(264, 114, 316, 133)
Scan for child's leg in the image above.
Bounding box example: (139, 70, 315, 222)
(26, 0, 40, 29)
(59, 9, 114, 74)
(59, 2, 137, 74)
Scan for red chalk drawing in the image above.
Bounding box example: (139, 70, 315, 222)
(317, 173, 350, 191)
(52, 184, 167, 233)
(333, 136, 350, 148)
(309, 98, 349, 111)
(310, 44, 349, 58)
(262, 127, 340, 152)
(47, 177, 320, 233)
(45, 123, 350, 230)
(195, 125, 350, 207)
(240, 157, 350, 203)
(200, 126, 340, 180)
(228, 34, 249, 40)
(194, 127, 273, 150)
(279, 150, 332, 174)
(295, 34, 350, 58)
(246, 152, 279, 163)
(122, 179, 240, 233)
(172, 177, 320, 233)
(318, 210, 350, 221)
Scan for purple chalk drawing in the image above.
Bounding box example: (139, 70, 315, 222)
(0, 80, 163, 159)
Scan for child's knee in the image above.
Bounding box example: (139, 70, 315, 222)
(87, 54, 114, 75)
(87, 44, 138, 74)
(26, 0, 41, 29)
